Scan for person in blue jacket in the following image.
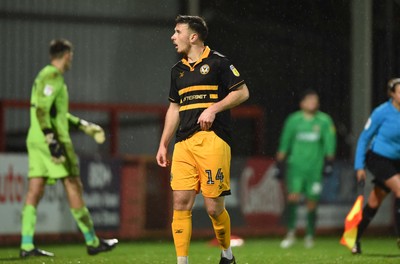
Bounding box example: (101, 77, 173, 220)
(352, 78, 400, 254)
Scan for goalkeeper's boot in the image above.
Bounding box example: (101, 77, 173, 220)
(304, 235, 314, 248)
(219, 255, 236, 264)
(87, 238, 118, 255)
(280, 230, 296, 249)
(351, 241, 362, 255)
(20, 248, 54, 258)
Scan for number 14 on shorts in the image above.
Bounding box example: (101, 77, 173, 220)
(205, 168, 224, 184)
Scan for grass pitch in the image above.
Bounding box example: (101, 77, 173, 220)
(0, 237, 399, 263)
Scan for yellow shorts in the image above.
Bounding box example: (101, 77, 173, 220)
(170, 131, 231, 198)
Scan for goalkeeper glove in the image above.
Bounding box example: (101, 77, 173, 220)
(274, 161, 285, 180)
(79, 119, 105, 144)
(43, 128, 65, 164)
(323, 160, 334, 177)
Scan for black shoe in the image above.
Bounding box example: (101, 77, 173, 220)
(219, 255, 236, 264)
(20, 248, 55, 258)
(351, 241, 361, 255)
(87, 238, 118, 255)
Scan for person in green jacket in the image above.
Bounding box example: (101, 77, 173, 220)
(276, 89, 336, 249)
(21, 39, 117, 258)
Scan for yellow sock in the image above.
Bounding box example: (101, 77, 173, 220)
(209, 209, 231, 249)
(171, 210, 192, 257)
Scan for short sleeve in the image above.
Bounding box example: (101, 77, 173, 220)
(354, 107, 385, 169)
(219, 57, 245, 92)
(168, 69, 180, 103)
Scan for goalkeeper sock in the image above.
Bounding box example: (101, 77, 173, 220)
(287, 203, 298, 231)
(306, 209, 317, 237)
(70, 207, 99, 247)
(21, 205, 36, 251)
(395, 198, 400, 238)
(209, 209, 232, 259)
(172, 210, 192, 257)
(356, 204, 378, 242)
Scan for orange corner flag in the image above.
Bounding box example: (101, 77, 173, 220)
(340, 195, 364, 249)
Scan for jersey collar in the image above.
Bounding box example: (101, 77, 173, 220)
(181, 46, 211, 71)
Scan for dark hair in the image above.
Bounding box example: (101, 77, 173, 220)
(299, 89, 318, 102)
(49, 39, 73, 59)
(175, 15, 208, 41)
(387, 78, 400, 96)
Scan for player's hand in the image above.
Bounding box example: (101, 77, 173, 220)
(323, 160, 334, 177)
(274, 161, 285, 180)
(197, 108, 216, 131)
(356, 169, 367, 183)
(43, 129, 65, 164)
(79, 119, 105, 144)
(156, 145, 169, 167)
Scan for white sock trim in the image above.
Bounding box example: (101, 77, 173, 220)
(177, 256, 188, 264)
(222, 246, 233, 259)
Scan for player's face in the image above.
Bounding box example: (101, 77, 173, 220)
(391, 84, 400, 106)
(171, 23, 193, 55)
(300, 94, 319, 113)
(63, 51, 73, 72)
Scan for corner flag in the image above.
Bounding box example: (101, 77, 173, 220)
(340, 179, 365, 250)
(340, 194, 364, 249)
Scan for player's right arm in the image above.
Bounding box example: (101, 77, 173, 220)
(276, 115, 295, 162)
(35, 77, 60, 130)
(354, 108, 384, 182)
(156, 102, 180, 167)
(34, 73, 66, 164)
(273, 115, 294, 179)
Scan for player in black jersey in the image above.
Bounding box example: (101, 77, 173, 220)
(156, 15, 249, 264)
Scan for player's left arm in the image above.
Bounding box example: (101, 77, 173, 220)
(321, 115, 337, 176)
(197, 84, 249, 131)
(323, 115, 337, 160)
(208, 83, 249, 111)
(66, 112, 105, 144)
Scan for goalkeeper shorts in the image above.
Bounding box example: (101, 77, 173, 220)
(286, 167, 322, 201)
(27, 142, 79, 184)
(170, 131, 231, 198)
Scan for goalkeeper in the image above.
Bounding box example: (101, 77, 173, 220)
(20, 39, 117, 258)
(276, 89, 336, 249)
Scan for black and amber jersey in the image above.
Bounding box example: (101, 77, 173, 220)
(169, 46, 245, 146)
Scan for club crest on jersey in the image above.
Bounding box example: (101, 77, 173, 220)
(43, 84, 54, 96)
(200, 64, 210, 75)
(179, 71, 184, 78)
(230, 65, 240, 77)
